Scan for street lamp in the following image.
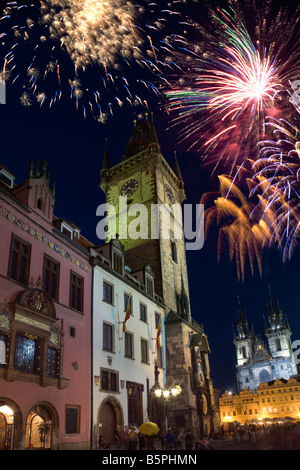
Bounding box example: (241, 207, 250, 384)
(154, 385, 182, 399)
(154, 384, 182, 429)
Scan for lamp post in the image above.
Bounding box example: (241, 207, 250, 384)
(154, 384, 182, 429)
(149, 361, 182, 430)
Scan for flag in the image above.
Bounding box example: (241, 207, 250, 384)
(123, 296, 131, 332)
(156, 319, 162, 349)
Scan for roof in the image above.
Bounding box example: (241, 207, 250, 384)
(122, 114, 160, 160)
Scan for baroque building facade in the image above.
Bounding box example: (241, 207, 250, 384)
(219, 377, 300, 429)
(0, 162, 92, 449)
(100, 114, 219, 438)
(233, 291, 298, 393)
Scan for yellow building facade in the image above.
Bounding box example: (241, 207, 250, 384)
(219, 377, 300, 429)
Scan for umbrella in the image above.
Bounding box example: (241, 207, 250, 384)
(139, 422, 160, 436)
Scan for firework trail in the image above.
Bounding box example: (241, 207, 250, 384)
(202, 107, 300, 280)
(201, 159, 272, 281)
(252, 114, 300, 261)
(0, 0, 183, 119)
(162, 0, 300, 175)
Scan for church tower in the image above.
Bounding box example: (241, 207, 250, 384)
(265, 286, 295, 362)
(234, 290, 298, 392)
(234, 297, 255, 367)
(100, 113, 190, 320)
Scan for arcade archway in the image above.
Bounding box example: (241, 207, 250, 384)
(0, 399, 22, 450)
(25, 402, 59, 450)
(98, 397, 123, 446)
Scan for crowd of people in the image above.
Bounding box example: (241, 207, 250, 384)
(99, 424, 213, 450)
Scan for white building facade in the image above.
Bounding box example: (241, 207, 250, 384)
(90, 239, 165, 448)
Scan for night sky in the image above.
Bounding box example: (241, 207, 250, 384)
(1, 0, 300, 393)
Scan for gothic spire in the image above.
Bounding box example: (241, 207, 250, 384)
(174, 151, 183, 181)
(235, 296, 251, 339)
(267, 285, 284, 330)
(101, 138, 111, 171)
(122, 112, 160, 161)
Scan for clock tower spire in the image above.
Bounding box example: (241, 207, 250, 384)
(99, 113, 189, 316)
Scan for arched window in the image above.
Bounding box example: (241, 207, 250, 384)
(37, 198, 44, 211)
(259, 369, 270, 384)
(275, 338, 282, 351)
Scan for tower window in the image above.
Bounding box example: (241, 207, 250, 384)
(37, 198, 44, 211)
(146, 277, 154, 296)
(113, 252, 123, 275)
(275, 338, 282, 351)
(171, 240, 177, 263)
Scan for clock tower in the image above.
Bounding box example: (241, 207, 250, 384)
(100, 113, 190, 318)
(100, 114, 218, 437)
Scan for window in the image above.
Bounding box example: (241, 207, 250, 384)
(8, 235, 30, 285)
(146, 277, 154, 296)
(70, 272, 84, 312)
(113, 252, 123, 275)
(141, 339, 149, 363)
(0, 333, 8, 367)
(125, 332, 133, 358)
(47, 348, 60, 377)
(14, 333, 40, 374)
(155, 313, 161, 329)
(62, 226, 72, 239)
(103, 281, 113, 304)
(65, 406, 80, 434)
(100, 368, 119, 392)
(103, 323, 113, 351)
(124, 293, 132, 315)
(171, 240, 177, 263)
(140, 303, 147, 322)
(43, 255, 59, 300)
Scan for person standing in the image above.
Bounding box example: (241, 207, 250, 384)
(165, 428, 175, 450)
(178, 429, 185, 450)
(114, 425, 121, 450)
(185, 429, 194, 450)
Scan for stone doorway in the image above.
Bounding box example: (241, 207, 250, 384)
(25, 402, 58, 450)
(98, 398, 123, 447)
(0, 399, 22, 450)
(0, 406, 14, 450)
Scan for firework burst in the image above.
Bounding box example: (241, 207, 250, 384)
(252, 114, 300, 261)
(162, 0, 300, 175)
(0, 0, 183, 119)
(201, 160, 273, 281)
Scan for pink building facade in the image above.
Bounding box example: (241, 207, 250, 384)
(0, 161, 91, 449)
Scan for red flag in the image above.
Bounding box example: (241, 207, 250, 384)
(123, 296, 131, 332)
(156, 319, 162, 349)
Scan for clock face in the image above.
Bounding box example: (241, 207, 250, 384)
(165, 183, 175, 204)
(121, 178, 139, 197)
